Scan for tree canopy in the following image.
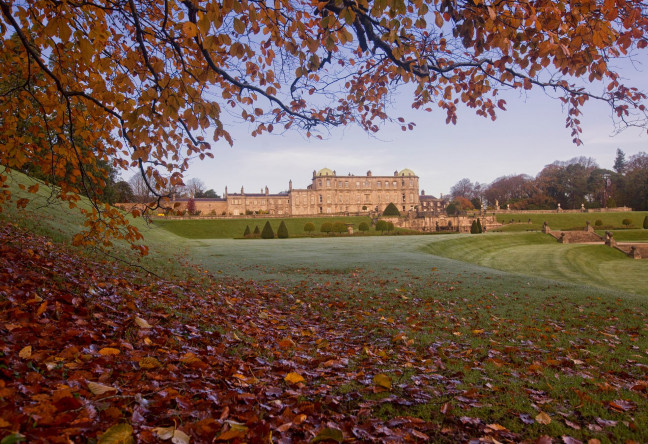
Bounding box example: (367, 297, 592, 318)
(1, 0, 647, 251)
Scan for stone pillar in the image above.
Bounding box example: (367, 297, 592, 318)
(630, 246, 642, 259)
(542, 222, 549, 233)
(559, 233, 568, 243)
(605, 231, 616, 247)
(557, 203, 562, 212)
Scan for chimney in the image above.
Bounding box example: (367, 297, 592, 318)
(265, 186, 269, 195)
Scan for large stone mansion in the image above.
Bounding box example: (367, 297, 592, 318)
(169, 168, 447, 216)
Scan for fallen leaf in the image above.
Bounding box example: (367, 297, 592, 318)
(278, 338, 295, 348)
(0, 433, 26, 444)
(311, 427, 344, 443)
(609, 400, 636, 412)
(536, 412, 552, 425)
(18, 346, 32, 359)
(373, 373, 392, 390)
(486, 423, 508, 432)
(98, 423, 134, 444)
(36, 301, 47, 317)
(139, 357, 162, 369)
(99, 347, 121, 356)
(153, 426, 175, 440)
(135, 317, 152, 329)
(88, 381, 118, 395)
(284, 372, 305, 384)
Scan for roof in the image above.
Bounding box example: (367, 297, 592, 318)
(316, 167, 335, 176)
(398, 168, 416, 177)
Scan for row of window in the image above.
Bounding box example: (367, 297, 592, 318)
(230, 199, 287, 206)
(317, 179, 414, 189)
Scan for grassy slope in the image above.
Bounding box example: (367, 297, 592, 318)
(1, 170, 191, 279)
(154, 216, 374, 238)
(422, 232, 648, 295)
(494, 211, 648, 232)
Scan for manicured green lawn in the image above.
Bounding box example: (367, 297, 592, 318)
(493, 211, 648, 232)
(422, 232, 648, 295)
(154, 216, 373, 238)
(597, 229, 648, 242)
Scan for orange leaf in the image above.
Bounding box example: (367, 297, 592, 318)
(535, 412, 551, 425)
(284, 372, 305, 384)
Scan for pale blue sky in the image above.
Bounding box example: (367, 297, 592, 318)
(182, 88, 646, 198)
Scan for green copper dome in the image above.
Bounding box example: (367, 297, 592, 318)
(317, 168, 335, 176)
(398, 168, 416, 176)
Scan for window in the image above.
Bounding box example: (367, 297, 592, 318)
(393, 181, 397, 187)
(410, 193, 414, 203)
(327, 196, 331, 203)
(319, 194, 323, 203)
(345, 181, 349, 188)
(364, 181, 369, 187)
(385, 181, 389, 188)
(356, 181, 360, 188)
(402, 193, 406, 203)
(377, 181, 381, 188)
(409, 179, 413, 187)
(365, 194, 370, 202)
(326, 179, 331, 187)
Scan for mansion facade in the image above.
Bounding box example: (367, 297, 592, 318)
(167, 168, 446, 216)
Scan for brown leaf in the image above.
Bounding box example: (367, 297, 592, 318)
(139, 357, 162, 369)
(98, 423, 134, 444)
(18, 346, 32, 359)
(535, 412, 552, 425)
(88, 381, 118, 395)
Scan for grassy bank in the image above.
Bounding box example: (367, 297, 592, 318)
(493, 211, 648, 232)
(153, 216, 422, 239)
(422, 232, 648, 295)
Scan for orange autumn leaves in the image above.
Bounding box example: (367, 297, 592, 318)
(1, 0, 647, 251)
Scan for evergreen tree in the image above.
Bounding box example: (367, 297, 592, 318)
(477, 218, 483, 233)
(613, 148, 627, 173)
(261, 221, 275, 239)
(277, 221, 289, 238)
(383, 202, 401, 216)
(243, 225, 251, 237)
(253, 225, 260, 236)
(470, 220, 478, 234)
(644, 215, 648, 229)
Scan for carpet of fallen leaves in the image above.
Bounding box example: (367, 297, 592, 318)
(1, 221, 647, 443)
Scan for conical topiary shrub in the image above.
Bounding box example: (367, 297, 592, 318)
(261, 221, 275, 239)
(277, 220, 289, 238)
(470, 220, 478, 234)
(243, 225, 251, 237)
(382, 202, 400, 216)
(644, 215, 648, 229)
(253, 225, 260, 236)
(477, 218, 483, 233)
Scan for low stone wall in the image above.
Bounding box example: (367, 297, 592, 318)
(489, 207, 632, 215)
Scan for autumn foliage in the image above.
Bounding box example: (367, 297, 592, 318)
(1, 0, 648, 250)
